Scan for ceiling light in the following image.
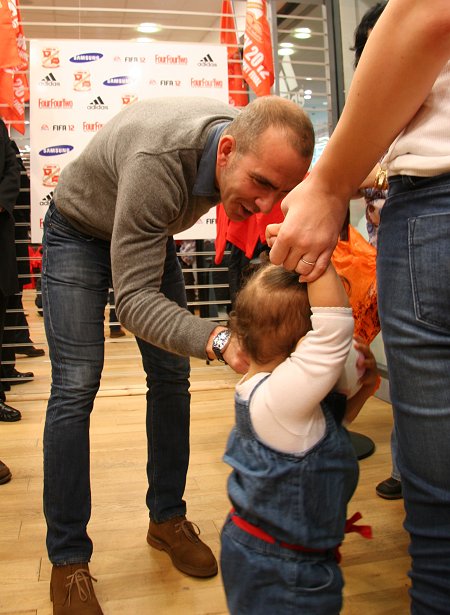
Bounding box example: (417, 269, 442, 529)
(293, 27, 312, 40)
(137, 22, 161, 34)
(278, 47, 295, 56)
(279, 42, 295, 56)
(304, 89, 312, 95)
(304, 94, 312, 100)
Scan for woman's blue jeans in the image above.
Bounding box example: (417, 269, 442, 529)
(377, 173, 450, 614)
(42, 203, 190, 564)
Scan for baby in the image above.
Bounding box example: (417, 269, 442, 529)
(221, 260, 378, 615)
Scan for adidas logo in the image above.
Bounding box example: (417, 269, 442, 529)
(197, 53, 217, 67)
(41, 72, 60, 86)
(87, 96, 108, 110)
(39, 191, 54, 206)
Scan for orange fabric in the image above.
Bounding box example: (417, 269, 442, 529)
(215, 204, 230, 264)
(0, 0, 21, 69)
(0, 0, 29, 133)
(331, 225, 380, 345)
(214, 201, 284, 264)
(221, 0, 248, 107)
(1, 71, 28, 133)
(0, 69, 14, 107)
(242, 0, 274, 97)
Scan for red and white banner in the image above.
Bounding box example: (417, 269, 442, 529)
(30, 39, 228, 241)
(220, 0, 248, 107)
(0, 0, 29, 134)
(242, 0, 274, 97)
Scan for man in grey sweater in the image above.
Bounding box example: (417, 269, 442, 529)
(42, 95, 314, 614)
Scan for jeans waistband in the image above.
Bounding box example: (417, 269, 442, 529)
(389, 171, 450, 192)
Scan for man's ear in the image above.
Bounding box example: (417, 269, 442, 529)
(216, 135, 236, 168)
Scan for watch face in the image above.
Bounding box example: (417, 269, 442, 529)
(214, 330, 230, 350)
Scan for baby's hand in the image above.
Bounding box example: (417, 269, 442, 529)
(265, 223, 282, 248)
(353, 336, 379, 391)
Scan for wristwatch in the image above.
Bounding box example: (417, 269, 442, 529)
(212, 329, 231, 363)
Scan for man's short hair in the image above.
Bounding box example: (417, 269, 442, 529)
(224, 96, 315, 161)
(229, 261, 312, 365)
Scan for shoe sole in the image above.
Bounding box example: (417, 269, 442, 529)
(0, 415, 22, 422)
(375, 490, 403, 500)
(0, 472, 12, 484)
(147, 533, 218, 578)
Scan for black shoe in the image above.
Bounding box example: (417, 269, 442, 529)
(0, 401, 22, 422)
(110, 328, 126, 339)
(376, 477, 402, 500)
(0, 460, 12, 484)
(2, 369, 34, 386)
(15, 346, 45, 358)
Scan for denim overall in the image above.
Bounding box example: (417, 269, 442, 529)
(221, 379, 359, 615)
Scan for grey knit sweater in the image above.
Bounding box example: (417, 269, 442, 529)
(54, 97, 238, 358)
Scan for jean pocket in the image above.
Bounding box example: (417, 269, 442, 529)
(409, 212, 450, 332)
(294, 561, 336, 593)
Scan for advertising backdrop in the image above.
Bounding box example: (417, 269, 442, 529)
(29, 40, 228, 242)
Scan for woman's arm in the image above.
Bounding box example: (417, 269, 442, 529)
(269, 0, 450, 280)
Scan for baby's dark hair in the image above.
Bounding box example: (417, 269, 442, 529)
(228, 262, 311, 365)
(351, 2, 387, 68)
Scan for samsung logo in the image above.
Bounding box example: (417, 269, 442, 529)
(70, 53, 103, 63)
(39, 145, 74, 156)
(103, 75, 132, 86)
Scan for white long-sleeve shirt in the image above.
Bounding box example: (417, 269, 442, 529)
(236, 307, 355, 454)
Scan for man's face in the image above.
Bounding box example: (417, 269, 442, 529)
(216, 126, 311, 222)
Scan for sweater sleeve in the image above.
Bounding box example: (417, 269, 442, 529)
(111, 153, 216, 358)
(246, 307, 354, 453)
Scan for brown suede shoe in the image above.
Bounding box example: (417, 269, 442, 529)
(50, 564, 104, 614)
(147, 517, 218, 578)
(0, 460, 12, 484)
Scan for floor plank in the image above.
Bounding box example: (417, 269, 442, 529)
(0, 290, 410, 614)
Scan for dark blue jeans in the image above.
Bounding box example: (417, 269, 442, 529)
(378, 173, 450, 614)
(42, 202, 190, 564)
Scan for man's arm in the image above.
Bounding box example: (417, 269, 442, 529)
(269, 0, 450, 280)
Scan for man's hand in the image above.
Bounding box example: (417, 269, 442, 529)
(206, 327, 249, 374)
(222, 335, 249, 374)
(267, 175, 349, 282)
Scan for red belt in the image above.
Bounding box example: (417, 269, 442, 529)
(230, 509, 372, 562)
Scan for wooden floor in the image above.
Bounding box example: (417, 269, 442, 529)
(1, 290, 411, 615)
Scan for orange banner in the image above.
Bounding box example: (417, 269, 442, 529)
(0, 0, 28, 134)
(220, 0, 248, 107)
(242, 0, 274, 97)
(0, 0, 21, 68)
(1, 71, 28, 134)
